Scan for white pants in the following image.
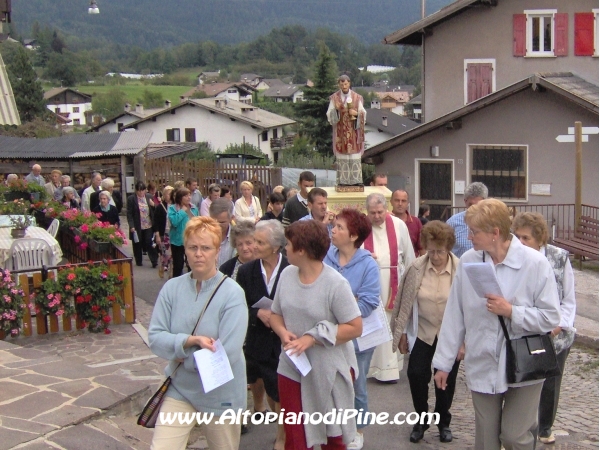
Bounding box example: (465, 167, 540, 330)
(151, 397, 241, 450)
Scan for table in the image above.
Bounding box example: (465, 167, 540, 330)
(0, 226, 63, 269)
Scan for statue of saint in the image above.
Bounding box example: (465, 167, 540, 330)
(326, 75, 366, 186)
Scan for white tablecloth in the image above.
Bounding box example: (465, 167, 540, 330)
(0, 227, 63, 269)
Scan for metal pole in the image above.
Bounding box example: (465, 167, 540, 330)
(575, 121, 582, 227)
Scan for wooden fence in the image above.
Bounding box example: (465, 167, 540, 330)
(145, 159, 283, 209)
(1, 258, 134, 339)
(0, 224, 135, 340)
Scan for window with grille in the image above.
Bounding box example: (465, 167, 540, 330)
(470, 145, 527, 201)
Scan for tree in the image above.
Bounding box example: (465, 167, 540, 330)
(137, 89, 164, 108)
(0, 118, 63, 138)
(295, 43, 338, 156)
(91, 88, 128, 119)
(6, 47, 47, 123)
(43, 51, 86, 86)
(222, 143, 270, 166)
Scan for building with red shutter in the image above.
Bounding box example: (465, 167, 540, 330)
(362, 0, 598, 220)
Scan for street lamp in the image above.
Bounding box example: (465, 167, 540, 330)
(88, 0, 100, 14)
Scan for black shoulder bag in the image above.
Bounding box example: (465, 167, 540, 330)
(483, 251, 561, 383)
(137, 276, 228, 428)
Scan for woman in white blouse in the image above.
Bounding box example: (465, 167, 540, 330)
(234, 180, 263, 224)
(432, 199, 560, 450)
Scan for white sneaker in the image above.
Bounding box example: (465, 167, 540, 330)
(348, 432, 364, 450)
(539, 432, 556, 444)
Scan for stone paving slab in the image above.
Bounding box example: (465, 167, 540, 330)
(47, 423, 133, 450)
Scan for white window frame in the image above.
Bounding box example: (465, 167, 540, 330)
(467, 144, 529, 202)
(463, 59, 496, 105)
(524, 9, 557, 57)
(594, 9, 599, 57)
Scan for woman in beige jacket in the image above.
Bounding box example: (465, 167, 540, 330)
(390, 220, 462, 444)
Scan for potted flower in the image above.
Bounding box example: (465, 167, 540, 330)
(1, 179, 48, 203)
(59, 208, 99, 230)
(0, 268, 27, 338)
(0, 199, 35, 238)
(58, 263, 125, 333)
(77, 222, 127, 253)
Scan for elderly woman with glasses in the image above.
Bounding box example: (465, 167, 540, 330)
(93, 190, 120, 227)
(512, 212, 576, 445)
(389, 221, 461, 444)
(236, 220, 289, 449)
(219, 220, 256, 280)
(148, 217, 248, 450)
(391, 220, 464, 442)
(433, 199, 560, 450)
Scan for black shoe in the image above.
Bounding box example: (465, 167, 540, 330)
(152, 262, 158, 268)
(439, 427, 452, 443)
(378, 379, 398, 384)
(241, 424, 249, 435)
(410, 425, 428, 443)
(136, 263, 143, 267)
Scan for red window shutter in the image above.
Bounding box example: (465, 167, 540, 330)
(513, 14, 527, 56)
(575, 12, 595, 56)
(480, 64, 493, 97)
(466, 64, 479, 103)
(554, 13, 568, 56)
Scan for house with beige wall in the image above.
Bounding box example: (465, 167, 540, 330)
(363, 0, 599, 221)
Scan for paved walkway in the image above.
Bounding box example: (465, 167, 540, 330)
(0, 254, 597, 449)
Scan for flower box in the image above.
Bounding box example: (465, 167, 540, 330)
(3, 191, 30, 202)
(89, 239, 112, 254)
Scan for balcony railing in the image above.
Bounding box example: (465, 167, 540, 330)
(270, 134, 296, 150)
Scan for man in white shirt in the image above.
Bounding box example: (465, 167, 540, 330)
(81, 172, 102, 211)
(363, 193, 415, 383)
(25, 164, 44, 186)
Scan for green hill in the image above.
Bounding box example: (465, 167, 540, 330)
(12, 0, 453, 48)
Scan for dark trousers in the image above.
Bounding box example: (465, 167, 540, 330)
(538, 346, 571, 436)
(171, 244, 186, 278)
(407, 337, 460, 429)
(132, 228, 157, 266)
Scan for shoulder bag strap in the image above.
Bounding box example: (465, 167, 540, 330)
(170, 275, 228, 377)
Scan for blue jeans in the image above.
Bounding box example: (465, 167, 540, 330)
(354, 348, 375, 429)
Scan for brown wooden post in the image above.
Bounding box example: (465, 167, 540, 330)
(122, 262, 135, 323)
(19, 274, 32, 337)
(575, 121, 583, 268)
(575, 121, 583, 227)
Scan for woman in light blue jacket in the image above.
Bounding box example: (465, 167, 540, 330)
(324, 208, 380, 450)
(168, 188, 199, 277)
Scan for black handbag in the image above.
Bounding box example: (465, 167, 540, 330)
(137, 276, 227, 428)
(499, 316, 561, 384)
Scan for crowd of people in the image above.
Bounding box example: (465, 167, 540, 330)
(10, 166, 573, 450)
(141, 172, 573, 450)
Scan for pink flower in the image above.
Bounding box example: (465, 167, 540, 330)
(55, 309, 64, 316)
(81, 224, 89, 233)
(67, 273, 76, 281)
(74, 236, 81, 243)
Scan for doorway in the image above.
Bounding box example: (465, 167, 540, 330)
(418, 161, 453, 220)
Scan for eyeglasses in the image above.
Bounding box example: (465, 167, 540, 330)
(468, 228, 482, 237)
(187, 245, 216, 254)
(427, 250, 448, 256)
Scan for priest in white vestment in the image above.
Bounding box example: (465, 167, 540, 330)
(363, 193, 415, 382)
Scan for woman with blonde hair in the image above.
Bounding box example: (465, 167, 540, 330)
(512, 212, 576, 445)
(149, 216, 248, 450)
(234, 181, 263, 224)
(433, 199, 560, 450)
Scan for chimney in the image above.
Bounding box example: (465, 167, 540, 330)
(382, 116, 388, 127)
(371, 99, 380, 110)
(124, 103, 131, 112)
(135, 103, 144, 114)
(241, 107, 258, 121)
(165, 100, 171, 108)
